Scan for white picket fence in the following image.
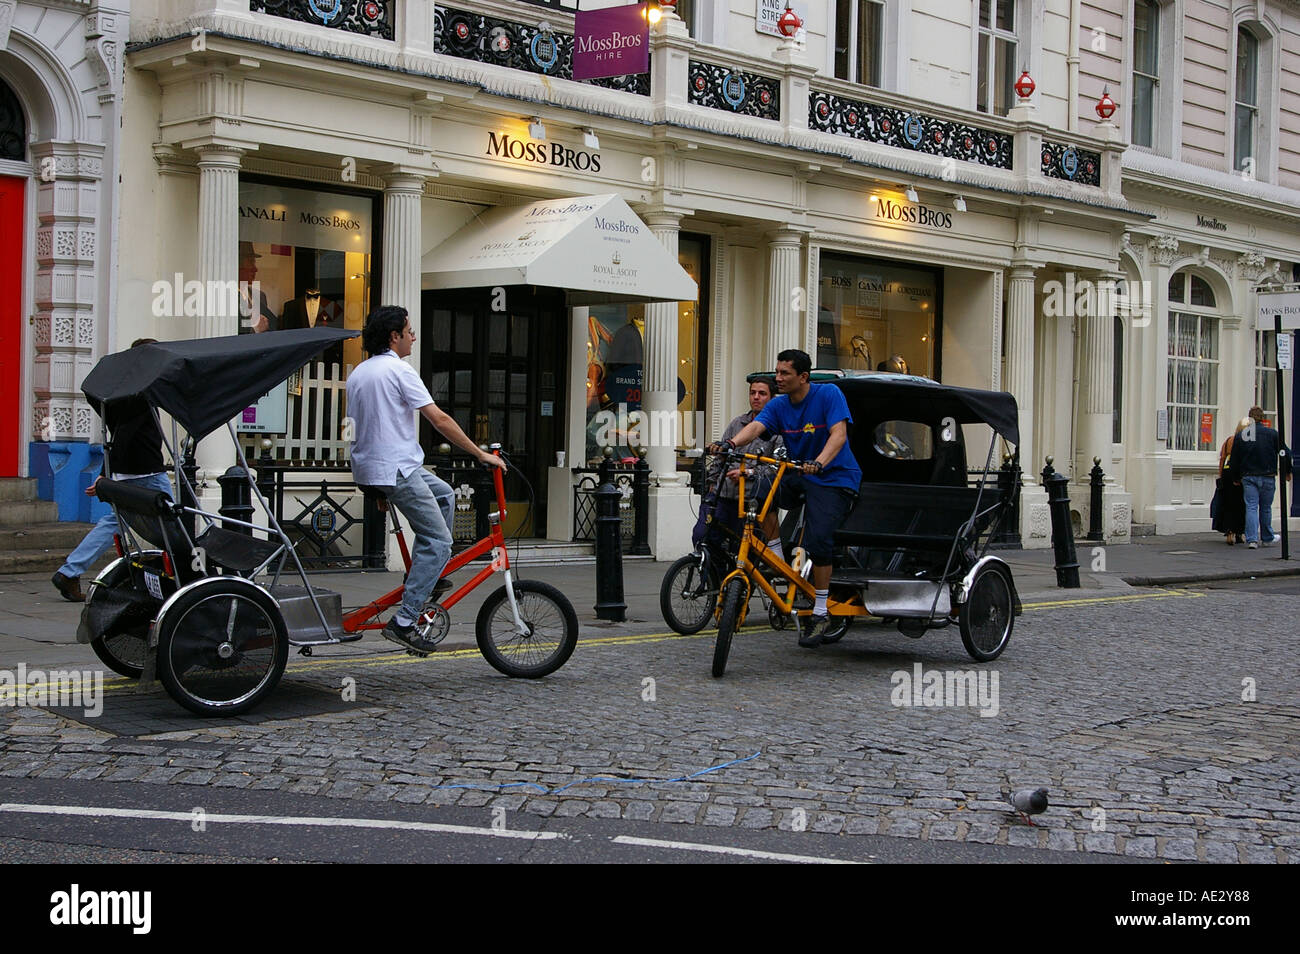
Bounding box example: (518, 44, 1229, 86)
(241, 362, 352, 463)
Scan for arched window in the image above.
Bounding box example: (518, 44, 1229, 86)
(0, 78, 26, 161)
(1166, 271, 1219, 451)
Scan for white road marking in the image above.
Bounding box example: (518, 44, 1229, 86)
(0, 803, 564, 841)
(611, 834, 863, 864)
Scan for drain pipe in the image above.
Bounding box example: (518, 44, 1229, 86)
(1068, 0, 1081, 133)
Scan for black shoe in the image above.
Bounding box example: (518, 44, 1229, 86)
(799, 615, 830, 648)
(52, 572, 84, 603)
(381, 618, 438, 657)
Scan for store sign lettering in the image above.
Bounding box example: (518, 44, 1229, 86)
(239, 205, 286, 222)
(485, 132, 602, 172)
(875, 199, 954, 230)
(1196, 215, 1228, 232)
(299, 212, 362, 230)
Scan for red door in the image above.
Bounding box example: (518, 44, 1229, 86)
(0, 175, 23, 475)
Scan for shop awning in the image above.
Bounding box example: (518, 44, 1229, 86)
(421, 194, 698, 305)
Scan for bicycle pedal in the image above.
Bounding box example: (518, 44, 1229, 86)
(405, 648, 431, 658)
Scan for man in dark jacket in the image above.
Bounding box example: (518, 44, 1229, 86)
(1232, 406, 1292, 549)
(51, 339, 173, 601)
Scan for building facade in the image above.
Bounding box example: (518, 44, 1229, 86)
(1, 0, 128, 518)
(11, 0, 1299, 556)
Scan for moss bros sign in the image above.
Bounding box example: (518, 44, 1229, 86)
(485, 131, 602, 172)
(875, 197, 954, 230)
(573, 3, 648, 81)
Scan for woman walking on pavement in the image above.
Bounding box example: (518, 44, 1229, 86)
(1212, 418, 1249, 545)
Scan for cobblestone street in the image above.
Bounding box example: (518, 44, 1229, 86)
(3, 585, 1296, 863)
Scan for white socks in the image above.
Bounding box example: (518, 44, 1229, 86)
(813, 589, 828, 616)
(767, 538, 784, 561)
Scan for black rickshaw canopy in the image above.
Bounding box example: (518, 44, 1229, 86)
(832, 374, 1020, 446)
(82, 328, 359, 440)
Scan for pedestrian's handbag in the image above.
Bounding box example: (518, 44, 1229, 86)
(1209, 477, 1224, 520)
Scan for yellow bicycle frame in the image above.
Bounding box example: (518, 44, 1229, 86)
(718, 452, 865, 624)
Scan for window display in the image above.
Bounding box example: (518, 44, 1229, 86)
(817, 252, 938, 377)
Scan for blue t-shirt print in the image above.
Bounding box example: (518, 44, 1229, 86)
(756, 384, 862, 490)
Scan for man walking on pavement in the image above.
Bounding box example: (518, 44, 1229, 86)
(1233, 405, 1291, 549)
(712, 349, 862, 647)
(52, 339, 173, 602)
(346, 306, 506, 654)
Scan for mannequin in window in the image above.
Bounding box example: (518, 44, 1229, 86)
(237, 242, 278, 334)
(282, 287, 345, 371)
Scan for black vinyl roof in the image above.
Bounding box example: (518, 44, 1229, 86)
(82, 328, 359, 441)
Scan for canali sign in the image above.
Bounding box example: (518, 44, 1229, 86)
(573, 3, 649, 81)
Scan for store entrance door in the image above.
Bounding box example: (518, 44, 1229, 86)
(0, 176, 24, 476)
(420, 287, 566, 537)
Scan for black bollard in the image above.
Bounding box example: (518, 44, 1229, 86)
(629, 447, 651, 555)
(218, 465, 254, 535)
(1042, 456, 1081, 588)
(255, 440, 277, 520)
(1087, 456, 1105, 542)
(594, 448, 626, 621)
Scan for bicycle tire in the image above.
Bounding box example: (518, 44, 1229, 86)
(712, 577, 747, 678)
(475, 579, 578, 678)
(660, 553, 720, 635)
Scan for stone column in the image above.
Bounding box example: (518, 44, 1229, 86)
(1130, 234, 1180, 534)
(642, 210, 684, 480)
(1004, 266, 1039, 471)
(1004, 264, 1051, 547)
(1075, 271, 1117, 480)
(194, 144, 244, 480)
(195, 145, 243, 341)
(765, 229, 806, 360)
(641, 209, 694, 559)
(380, 170, 426, 318)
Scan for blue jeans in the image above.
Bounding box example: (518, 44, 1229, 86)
(1242, 475, 1276, 544)
(59, 472, 175, 578)
(388, 467, 455, 621)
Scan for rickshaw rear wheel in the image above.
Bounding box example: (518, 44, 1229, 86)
(156, 581, 288, 716)
(660, 553, 719, 635)
(959, 564, 1014, 662)
(475, 579, 578, 678)
(711, 577, 747, 678)
(91, 632, 149, 680)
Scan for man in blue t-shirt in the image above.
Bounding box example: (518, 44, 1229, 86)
(712, 349, 861, 648)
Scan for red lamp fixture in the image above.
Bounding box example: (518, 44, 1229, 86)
(777, 4, 802, 37)
(1013, 70, 1035, 99)
(1095, 86, 1117, 120)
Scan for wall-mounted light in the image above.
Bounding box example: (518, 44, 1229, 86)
(953, 196, 967, 212)
(904, 185, 919, 203)
(869, 194, 879, 203)
(582, 127, 600, 150)
(528, 116, 547, 140)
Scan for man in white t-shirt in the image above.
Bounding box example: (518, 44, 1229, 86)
(347, 305, 506, 654)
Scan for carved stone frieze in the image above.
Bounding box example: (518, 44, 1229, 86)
(1239, 250, 1269, 283)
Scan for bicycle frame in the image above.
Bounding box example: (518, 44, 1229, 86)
(723, 452, 866, 620)
(342, 455, 513, 633)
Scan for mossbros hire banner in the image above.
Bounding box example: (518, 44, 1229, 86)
(572, 2, 649, 81)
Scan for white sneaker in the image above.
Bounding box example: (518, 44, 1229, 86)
(1248, 541, 1259, 549)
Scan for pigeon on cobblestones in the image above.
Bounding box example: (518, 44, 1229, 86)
(1006, 787, 1049, 825)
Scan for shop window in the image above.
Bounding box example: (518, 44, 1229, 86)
(584, 235, 708, 465)
(236, 180, 375, 460)
(873, 421, 933, 460)
(1255, 330, 1279, 426)
(817, 252, 938, 378)
(835, 0, 884, 87)
(976, 0, 1017, 116)
(1165, 272, 1219, 452)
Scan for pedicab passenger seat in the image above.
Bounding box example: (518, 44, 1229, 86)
(830, 483, 994, 585)
(94, 478, 282, 577)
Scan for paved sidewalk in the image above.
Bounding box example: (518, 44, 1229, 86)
(1, 531, 1296, 671)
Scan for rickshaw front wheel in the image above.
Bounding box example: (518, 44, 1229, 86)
(711, 577, 747, 678)
(958, 564, 1014, 662)
(475, 580, 578, 678)
(156, 581, 288, 716)
(91, 633, 149, 680)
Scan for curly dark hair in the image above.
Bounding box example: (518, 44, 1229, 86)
(362, 306, 409, 355)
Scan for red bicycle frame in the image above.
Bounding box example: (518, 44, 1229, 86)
(341, 454, 511, 632)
